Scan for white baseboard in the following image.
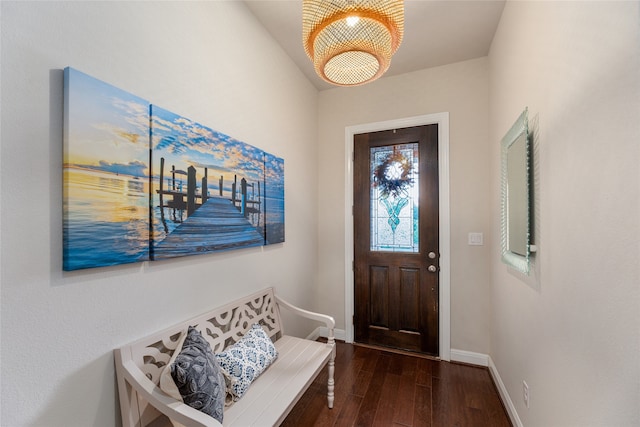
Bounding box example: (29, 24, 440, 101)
(488, 356, 523, 427)
(309, 326, 347, 342)
(450, 348, 489, 367)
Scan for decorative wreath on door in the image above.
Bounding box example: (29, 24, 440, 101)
(373, 151, 414, 199)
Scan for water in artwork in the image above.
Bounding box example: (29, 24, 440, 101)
(63, 168, 150, 270)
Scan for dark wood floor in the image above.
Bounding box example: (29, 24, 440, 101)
(282, 341, 512, 427)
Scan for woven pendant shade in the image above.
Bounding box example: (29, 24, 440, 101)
(303, 0, 404, 87)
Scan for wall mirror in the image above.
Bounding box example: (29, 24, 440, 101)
(501, 108, 534, 275)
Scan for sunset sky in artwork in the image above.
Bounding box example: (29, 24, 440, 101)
(64, 68, 150, 178)
(151, 105, 265, 185)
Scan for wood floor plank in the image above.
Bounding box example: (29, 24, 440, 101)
(351, 362, 376, 398)
(358, 345, 382, 371)
(413, 384, 432, 427)
(282, 341, 512, 427)
(393, 369, 418, 426)
(372, 372, 401, 426)
(355, 353, 390, 425)
(386, 352, 406, 376)
(334, 394, 364, 427)
(415, 357, 433, 387)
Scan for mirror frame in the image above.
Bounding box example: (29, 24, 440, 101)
(500, 108, 532, 275)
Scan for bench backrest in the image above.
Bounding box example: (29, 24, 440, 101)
(116, 287, 282, 426)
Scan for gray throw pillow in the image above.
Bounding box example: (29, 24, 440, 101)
(170, 326, 225, 423)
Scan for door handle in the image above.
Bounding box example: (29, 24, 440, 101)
(428, 265, 437, 273)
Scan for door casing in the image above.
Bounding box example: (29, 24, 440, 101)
(344, 112, 451, 361)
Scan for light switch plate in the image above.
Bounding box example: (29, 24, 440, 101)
(468, 232, 483, 246)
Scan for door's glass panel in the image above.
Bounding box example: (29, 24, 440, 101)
(370, 143, 419, 252)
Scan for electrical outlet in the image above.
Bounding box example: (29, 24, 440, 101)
(468, 232, 484, 246)
(523, 381, 530, 408)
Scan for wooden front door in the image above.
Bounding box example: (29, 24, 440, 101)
(353, 125, 439, 356)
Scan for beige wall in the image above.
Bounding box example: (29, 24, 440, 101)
(489, 1, 640, 425)
(316, 57, 493, 354)
(0, 2, 318, 426)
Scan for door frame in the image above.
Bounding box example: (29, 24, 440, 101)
(344, 112, 451, 361)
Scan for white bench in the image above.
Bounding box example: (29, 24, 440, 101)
(114, 287, 336, 427)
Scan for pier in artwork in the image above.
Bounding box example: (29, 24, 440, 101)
(153, 157, 264, 260)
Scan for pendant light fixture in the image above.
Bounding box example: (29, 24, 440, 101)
(302, 0, 404, 87)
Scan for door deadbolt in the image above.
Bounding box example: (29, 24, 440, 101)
(428, 251, 437, 259)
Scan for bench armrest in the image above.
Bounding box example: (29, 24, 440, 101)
(116, 351, 222, 427)
(274, 294, 337, 409)
(275, 295, 336, 342)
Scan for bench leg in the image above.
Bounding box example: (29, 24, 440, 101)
(327, 338, 336, 409)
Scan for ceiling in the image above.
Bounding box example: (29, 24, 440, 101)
(244, 0, 506, 91)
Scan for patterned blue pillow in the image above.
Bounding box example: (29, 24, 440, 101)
(168, 327, 226, 423)
(215, 323, 278, 401)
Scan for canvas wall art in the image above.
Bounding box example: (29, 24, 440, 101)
(63, 67, 285, 271)
(63, 68, 151, 271)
